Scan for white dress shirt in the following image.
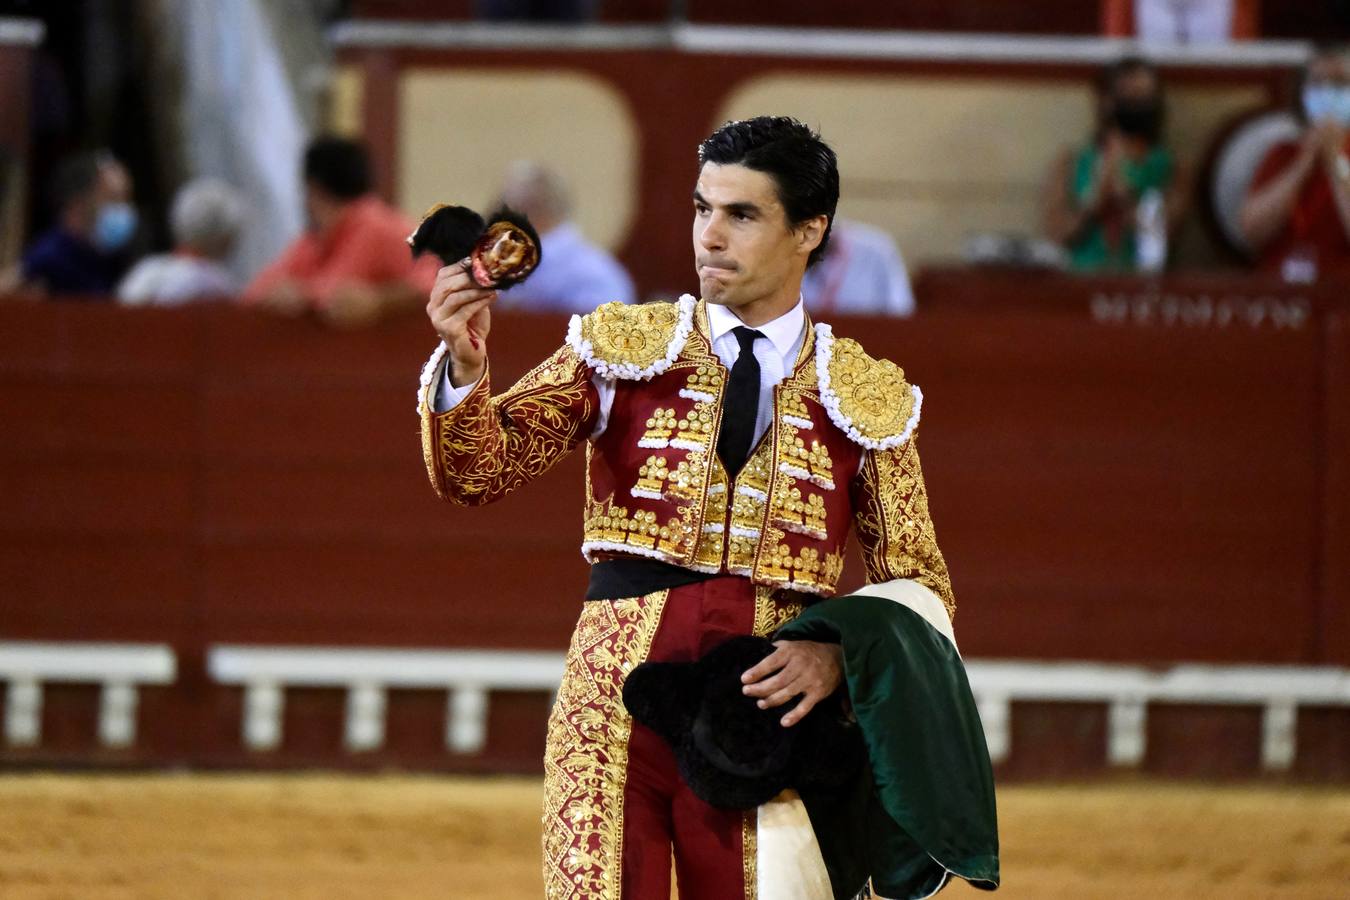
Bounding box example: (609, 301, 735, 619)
(800, 219, 915, 317)
(700, 298, 805, 449)
(435, 298, 807, 447)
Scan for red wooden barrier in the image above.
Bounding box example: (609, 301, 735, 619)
(0, 271, 1346, 774)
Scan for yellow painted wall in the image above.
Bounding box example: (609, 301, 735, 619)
(398, 69, 638, 251)
(719, 74, 1095, 266)
(329, 65, 365, 139)
(387, 66, 1264, 271)
(718, 74, 1266, 267)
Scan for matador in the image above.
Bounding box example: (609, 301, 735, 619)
(417, 118, 998, 899)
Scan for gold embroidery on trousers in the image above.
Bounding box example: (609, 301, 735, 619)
(542, 591, 670, 900)
(752, 584, 807, 637)
(742, 810, 758, 900)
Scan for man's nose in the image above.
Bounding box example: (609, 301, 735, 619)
(699, 215, 726, 250)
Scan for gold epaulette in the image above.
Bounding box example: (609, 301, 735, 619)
(565, 295, 696, 380)
(814, 324, 922, 450)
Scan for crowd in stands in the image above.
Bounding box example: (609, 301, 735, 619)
(6, 44, 1350, 320)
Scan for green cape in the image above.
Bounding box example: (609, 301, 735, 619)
(777, 594, 1000, 899)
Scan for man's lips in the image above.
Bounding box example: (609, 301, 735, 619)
(699, 263, 737, 276)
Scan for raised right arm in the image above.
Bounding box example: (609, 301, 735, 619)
(417, 343, 599, 505)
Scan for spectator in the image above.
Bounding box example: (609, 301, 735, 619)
(1043, 56, 1189, 273)
(494, 161, 635, 312)
(21, 151, 139, 297)
(118, 178, 244, 306)
(1240, 43, 1350, 281)
(801, 217, 915, 316)
(244, 136, 437, 327)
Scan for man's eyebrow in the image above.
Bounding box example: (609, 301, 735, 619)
(691, 191, 763, 216)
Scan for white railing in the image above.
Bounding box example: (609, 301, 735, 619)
(0, 642, 177, 749)
(966, 661, 1350, 770)
(9, 643, 1341, 769)
(207, 646, 565, 753)
(204, 646, 1350, 771)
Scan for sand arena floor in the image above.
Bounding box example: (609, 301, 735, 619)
(0, 774, 1347, 899)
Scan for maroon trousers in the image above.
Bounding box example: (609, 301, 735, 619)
(541, 577, 805, 900)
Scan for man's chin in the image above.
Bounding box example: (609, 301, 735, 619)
(699, 280, 733, 306)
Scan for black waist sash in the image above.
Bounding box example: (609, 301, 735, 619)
(585, 558, 718, 600)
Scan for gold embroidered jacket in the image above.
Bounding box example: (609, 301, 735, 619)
(418, 296, 954, 616)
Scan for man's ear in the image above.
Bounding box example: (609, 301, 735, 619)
(796, 215, 828, 258)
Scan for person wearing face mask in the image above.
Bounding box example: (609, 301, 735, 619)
(1241, 43, 1350, 280)
(19, 151, 139, 297)
(1044, 56, 1189, 273)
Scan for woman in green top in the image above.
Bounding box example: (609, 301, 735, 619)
(1045, 56, 1190, 273)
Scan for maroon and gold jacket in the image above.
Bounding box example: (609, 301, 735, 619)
(417, 296, 954, 616)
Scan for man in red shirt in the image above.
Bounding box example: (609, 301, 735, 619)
(1242, 43, 1350, 281)
(244, 137, 437, 326)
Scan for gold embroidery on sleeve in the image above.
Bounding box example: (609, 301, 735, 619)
(427, 344, 596, 505)
(855, 437, 956, 617)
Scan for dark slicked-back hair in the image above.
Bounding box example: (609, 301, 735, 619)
(303, 136, 372, 200)
(698, 117, 838, 267)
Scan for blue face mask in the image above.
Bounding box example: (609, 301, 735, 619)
(1302, 83, 1350, 126)
(93, 202, 138, 253)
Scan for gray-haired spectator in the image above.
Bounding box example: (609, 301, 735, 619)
(493, 161, 635, 312)
(118, 178, 244, 306)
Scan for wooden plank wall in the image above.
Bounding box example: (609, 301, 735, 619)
(0, 275, 1346, 772)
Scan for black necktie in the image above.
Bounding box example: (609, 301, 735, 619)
(717, 326, 764, 479)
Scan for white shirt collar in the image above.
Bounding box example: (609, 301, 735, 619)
(705, 296, 806, 359)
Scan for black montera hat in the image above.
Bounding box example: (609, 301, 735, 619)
(621, 635, 864, 810)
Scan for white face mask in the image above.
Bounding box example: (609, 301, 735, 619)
(1303, 83, 1350, 126)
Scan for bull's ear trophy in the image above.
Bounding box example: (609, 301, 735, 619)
(408, 203, 542, 289)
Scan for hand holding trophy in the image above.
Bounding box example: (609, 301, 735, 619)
(413, 204, 542, 386)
